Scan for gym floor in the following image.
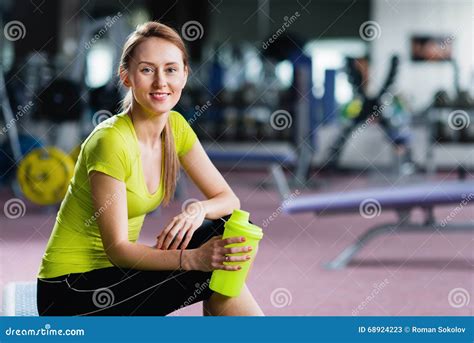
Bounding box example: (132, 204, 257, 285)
(1, 170, 472, 316)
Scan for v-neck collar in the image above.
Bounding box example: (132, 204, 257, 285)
(122, 113, 164, 198)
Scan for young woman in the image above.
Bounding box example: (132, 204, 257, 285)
(37, 21, 263, 316)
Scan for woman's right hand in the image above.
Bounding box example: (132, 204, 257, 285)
(183, 236, 253, 272)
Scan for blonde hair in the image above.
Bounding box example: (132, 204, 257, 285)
(118, 21, 189, 205)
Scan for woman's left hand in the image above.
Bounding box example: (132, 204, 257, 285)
(155, 202, 206, 250)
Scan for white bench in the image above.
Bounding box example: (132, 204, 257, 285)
(2, 282, 38, 316)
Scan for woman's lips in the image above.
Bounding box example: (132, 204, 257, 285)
(150, 92, 170, 101)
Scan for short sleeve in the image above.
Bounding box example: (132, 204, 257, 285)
(84, 127, 130, 181)
(171, 111, 198, 157)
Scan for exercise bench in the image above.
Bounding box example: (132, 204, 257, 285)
(282, 180, 474, 269)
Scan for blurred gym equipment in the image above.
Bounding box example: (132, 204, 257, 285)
(17, 147, 75, 205)
(424, 60, 474, 175)
(35, 79, 84, 123)
(261, 34, 321, 198)
(0, 13, 130, 206)
(326, 55, 415, 176)
(283, 180, 474, 269)
(0, 11, 23, 170)
(0, 134, 43, 184)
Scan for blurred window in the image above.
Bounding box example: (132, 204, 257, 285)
(306, 39, 367, 103)
(86, 42, 113, 88)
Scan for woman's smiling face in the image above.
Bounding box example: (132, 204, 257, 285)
(122, 37, 188, 116)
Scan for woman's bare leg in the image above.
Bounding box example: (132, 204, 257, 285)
(203, 284, 264, 316)
(203, 299, 212, 316)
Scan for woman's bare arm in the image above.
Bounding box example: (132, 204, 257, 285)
(89, 171, 248, 271)
(180, 140, 240, 219)
(89, 171, 183, 270)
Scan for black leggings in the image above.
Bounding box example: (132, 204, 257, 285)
(37, 217, 227, 316)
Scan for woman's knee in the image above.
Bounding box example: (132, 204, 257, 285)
(209, 283, 250, 303)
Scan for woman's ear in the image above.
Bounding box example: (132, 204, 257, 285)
(119, 67, 131, 88)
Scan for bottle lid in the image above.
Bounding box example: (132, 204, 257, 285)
(227, 209, 263, 239)
(230, 209, 250, 222)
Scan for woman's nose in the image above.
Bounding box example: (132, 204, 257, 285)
(153, 72, 167, 88)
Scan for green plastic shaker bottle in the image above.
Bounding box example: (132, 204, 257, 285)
(209, 209, 263, 297)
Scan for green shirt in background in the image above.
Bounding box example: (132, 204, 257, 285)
(38, 111, 197, 278)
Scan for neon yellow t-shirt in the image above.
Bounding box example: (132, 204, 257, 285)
(38, 111, 197, 278)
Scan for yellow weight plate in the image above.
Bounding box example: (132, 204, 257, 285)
(17, 147, 75, 205)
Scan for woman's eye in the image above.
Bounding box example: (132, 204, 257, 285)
(167, 68, 177, 73)
(141, 67, 154, 74)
